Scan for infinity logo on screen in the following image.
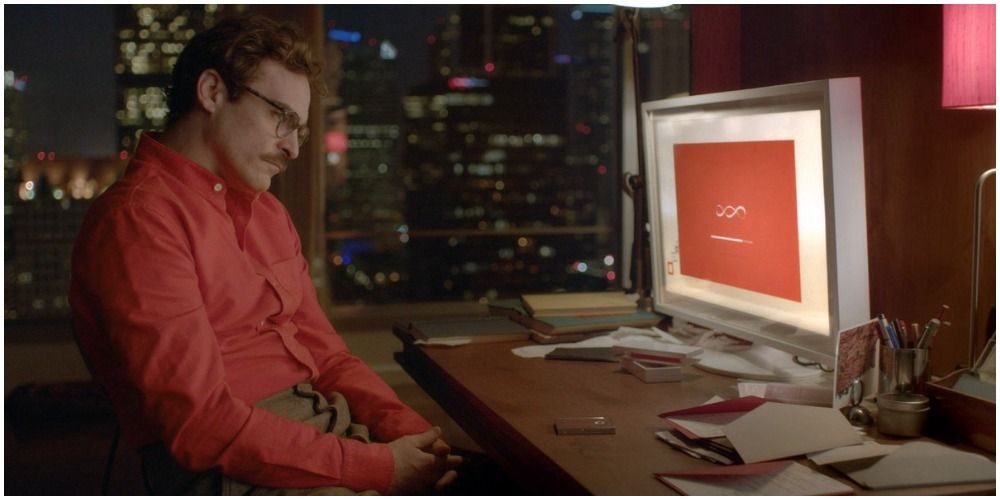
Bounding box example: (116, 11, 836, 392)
(714, 205, 747, 219)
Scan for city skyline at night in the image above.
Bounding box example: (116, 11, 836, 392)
(4, 5, 691, 313)
(324, 5, 625, 303)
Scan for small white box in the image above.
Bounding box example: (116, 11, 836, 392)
(612, 343, 702, 365)
(621, 356, 684, 383)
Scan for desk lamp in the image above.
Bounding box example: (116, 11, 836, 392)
(940, 4, 996, 370)
(618, 5, 653, 311)
(920, 7, 995, 451)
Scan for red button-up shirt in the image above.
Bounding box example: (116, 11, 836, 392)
(70, 134, 430, 493)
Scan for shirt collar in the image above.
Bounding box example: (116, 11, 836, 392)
(131, 133, 261, 210)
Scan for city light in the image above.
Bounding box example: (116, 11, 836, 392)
(329, 29, 362, 43)
(324, 131, 348, 153)
(315, 5, 625, 302)
(447, 76, 489, 90)
(380, 40, 397, 60)
(5, 70, 28, 91)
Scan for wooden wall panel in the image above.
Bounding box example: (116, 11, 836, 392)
(690, 5, 741, 94)
(693, 5, 996, 375)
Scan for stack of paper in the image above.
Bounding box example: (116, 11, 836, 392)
(656, 397, 865, 495)
(656, 461, 853, 495)
(657, 396, 995, 494)
(658, 398, 861, 468)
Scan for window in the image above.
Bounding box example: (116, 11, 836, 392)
(322, 5, 689, 304)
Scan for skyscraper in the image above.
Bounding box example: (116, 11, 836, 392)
(398, 6, 621, 301)
(113, 4, 245, 154)
(5, 71, 30, 318)
(324, 29, 410, 302)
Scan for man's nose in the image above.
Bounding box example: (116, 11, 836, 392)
(279, 134, 299, 160)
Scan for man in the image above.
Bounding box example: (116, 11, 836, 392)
(70, 15, 460, 495)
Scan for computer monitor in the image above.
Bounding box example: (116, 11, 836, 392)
(642, 78, 869, 369)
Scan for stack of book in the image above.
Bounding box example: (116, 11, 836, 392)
(489, 291, 662, 344)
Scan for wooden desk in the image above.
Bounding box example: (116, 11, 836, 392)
(393, 328, 995, 495)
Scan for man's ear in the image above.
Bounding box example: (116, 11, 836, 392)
(195, 69, 228, 114)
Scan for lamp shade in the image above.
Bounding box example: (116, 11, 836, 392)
(942, 4, 996, 109)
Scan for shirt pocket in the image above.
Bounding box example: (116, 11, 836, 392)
(268, 255, 304, 318)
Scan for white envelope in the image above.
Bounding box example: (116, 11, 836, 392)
(835, 441, 996, 489)
(808, 441, 899, 465)
(722, 402, 863, 464)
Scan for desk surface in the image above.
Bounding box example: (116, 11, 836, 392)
(393, 330, 995, 495)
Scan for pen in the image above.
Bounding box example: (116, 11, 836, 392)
(879, 314, 900, 348)
(896, 319, 909, 348)
(875, 317, 892, 347)
(917, 318, 941, 349)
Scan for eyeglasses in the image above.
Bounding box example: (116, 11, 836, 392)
(238, 85, 309, 146)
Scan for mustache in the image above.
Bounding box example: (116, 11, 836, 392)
(262, 155, 288, 170)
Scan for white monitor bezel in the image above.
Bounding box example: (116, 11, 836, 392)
(641, 78, 869, 366)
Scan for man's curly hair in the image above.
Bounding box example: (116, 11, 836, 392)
(165, 14, 324, 127)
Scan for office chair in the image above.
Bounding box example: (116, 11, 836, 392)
(71, 324, 147, 495)
(100, 420, 121, 495)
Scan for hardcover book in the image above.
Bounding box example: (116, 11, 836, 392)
(520, 291, 638, 318)
(408, 316, 532, 344)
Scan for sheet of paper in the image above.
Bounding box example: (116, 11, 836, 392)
(835, 441, 996, 489)
(666, 413, 741, 439)
(660, 395, 766, 417)
(414, 338, 471, 347)
(510, 326, 683, 358)
(737, 381, 832, 406)
(656, 461, 853, 495)
(722, 402, 862, 464)
(659, 396, 765, 439)
(807, 441, 899, 465)
(655, 430, 737, 465)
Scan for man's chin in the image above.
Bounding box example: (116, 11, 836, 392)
(229, 177, 270, 195)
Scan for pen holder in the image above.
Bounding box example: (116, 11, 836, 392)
(878, 347, 929, 395)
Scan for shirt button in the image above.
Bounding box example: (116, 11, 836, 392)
(213, 183, 223, 192)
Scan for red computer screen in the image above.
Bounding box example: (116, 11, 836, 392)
(673, 140, 802, 302)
